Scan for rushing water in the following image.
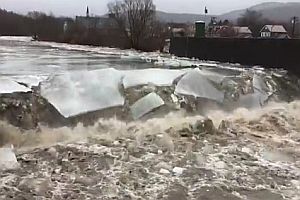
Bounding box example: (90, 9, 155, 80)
(0, 37, 300, 200)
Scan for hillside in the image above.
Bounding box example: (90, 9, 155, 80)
(156, 11, 213, 24)
(156, 2, 300, 23)
(220, 2, 300, 22)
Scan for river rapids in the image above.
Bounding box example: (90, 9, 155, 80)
(0, 37, 300, 200)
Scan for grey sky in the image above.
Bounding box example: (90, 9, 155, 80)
(0, 0, 299, 16)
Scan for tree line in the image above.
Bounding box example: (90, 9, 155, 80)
(0, 9, 67, 40)
(0, 0, 167, 51)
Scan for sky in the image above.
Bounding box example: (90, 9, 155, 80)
(0, 0, 299, 17)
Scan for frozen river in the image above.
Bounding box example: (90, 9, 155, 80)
(0, 37, 300, 200)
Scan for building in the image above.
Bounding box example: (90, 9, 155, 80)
(233, 26, 253, 38)
(260, 25, 289, 39)
(208, 26, 252, 38)
(76, 6, 116, 29)
(207, 25, 249, 38)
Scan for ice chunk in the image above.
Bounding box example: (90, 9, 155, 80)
(154, 58, 194, 67)
(237, 88, 268, 109)
(175, 68, 224, 103)
(122, 69, 186, 88)
(159, 169, 170, 174)
(199, 69, 226, 84)
(41, 68, 124, 117)
(0, 147, 19, 170)
(172, 167, 186, 175)
(130, 92, 165, 120)
(199, 62, 218, 67)
(237, 74, 270, 109)
(0, 78, 31, 94)
(11, 75, 47, 88)
(154, 59, 180, 67)
(253, 74, 268, 93)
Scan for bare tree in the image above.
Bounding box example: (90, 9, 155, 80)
(108, 0, 156, 49)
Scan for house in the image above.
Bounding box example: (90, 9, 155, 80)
(216, 26, 235, 38)
(233, 26, 253, 38)
(208, 26, 252, 38)
(260, 25, 289, 39)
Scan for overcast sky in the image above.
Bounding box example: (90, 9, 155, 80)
(0, 0, 299, 16)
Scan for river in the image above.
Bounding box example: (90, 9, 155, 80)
(0, 36, 300, 199)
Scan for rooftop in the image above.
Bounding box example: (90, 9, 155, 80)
(233, 26, 252, 34)
(262, 25, 287, 33)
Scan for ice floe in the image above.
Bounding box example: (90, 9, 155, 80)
(130, 92, 165, 120)
(0, 147, 19, 171)
(237, 74, 269, 108)
(11, 75, 47, 88)
(41, 68, 124, 117)
(198, 68, 226, 84)
(175, 68, 224, 103)
(122, 69, 186, 88)
(0, 78, 31, 94)
(0, 36, 32, 42)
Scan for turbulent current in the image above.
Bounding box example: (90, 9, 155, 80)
(0, 36, 300, 200)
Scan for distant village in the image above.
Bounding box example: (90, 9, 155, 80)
(169, 21, 291, 39)
(170, 22, 290, 39)
(71, 6, 297, 41)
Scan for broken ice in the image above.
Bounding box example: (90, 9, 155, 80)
(0, 147, 19, 170)
(237, 74, 269, 108)
(0, 78, 31, 94)
(172, 167, 186, 176)
(11, 75, 47, 88)
(130, 92, 165, 120)
(41, 68, 124, 117)
(122, 69, 186, 88)
(175, 68, 224, 103)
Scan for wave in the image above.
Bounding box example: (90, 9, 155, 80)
(1, 100, 299, 151)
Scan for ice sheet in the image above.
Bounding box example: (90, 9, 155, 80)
(122, 69, 186, 88)
(0, 36, 31, 42)
(241, 74, 269, 108)
(154, 58, 195, 67)
(198, 62, 218, 67)
(131, 92, 165, 120)
(253, 74, 268, 92)
(237, 88, 269, 109)
(0, 78, 31, 94)
(11, 75, 47, 88)
(41, 68, 124, 117)
(0, 147, 19, 170)
(199, 69, 226, 84)
(175, 68, 224, 103)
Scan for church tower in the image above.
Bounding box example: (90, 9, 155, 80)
(86, 6, 90, 18)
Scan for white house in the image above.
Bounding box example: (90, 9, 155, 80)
(260, 25, 289, 39)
